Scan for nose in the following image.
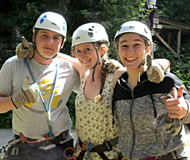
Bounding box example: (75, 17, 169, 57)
(47, 37, 53, 44)
(79, 51, 86, 58)
(128, 45, 134, 53)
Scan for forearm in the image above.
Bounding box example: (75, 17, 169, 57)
(57, 53, 83, 73)
(0, 96, 15, 113)
(154, 59, 171, 72)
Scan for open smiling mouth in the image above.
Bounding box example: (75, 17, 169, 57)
(82, 59, 91, 64)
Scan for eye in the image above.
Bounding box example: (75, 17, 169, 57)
(76, 50, 81, 53)
(134, 43, 141, 47)
(54, 36, 61, 40)
(121, 44, 128, 48)
(85, 48, 90, 51)
(42, 34, 47, 38)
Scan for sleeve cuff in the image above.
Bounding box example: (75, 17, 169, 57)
(181, 100, 190, 124)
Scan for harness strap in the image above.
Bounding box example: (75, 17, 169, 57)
(78, 137, 118, 160)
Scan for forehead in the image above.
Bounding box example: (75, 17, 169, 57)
(38, 29, 62, 36)
(75, 42, 94, 49)
(119, 33, 143, 42)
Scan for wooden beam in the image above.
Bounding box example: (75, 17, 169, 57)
(159, 18, 190, 30)
(153, 29, 177, 55)
(177, 29, 181, 54)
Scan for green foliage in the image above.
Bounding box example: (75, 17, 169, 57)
(0, 111, 12, 129)
(157, 0, 190, 24)
(154, 43, 190, 91)
(66, 91, 77, 128)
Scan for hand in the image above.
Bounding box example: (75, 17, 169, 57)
(165, 86, 188, 119)
(152, 114, 181, 136)
(152, 87, 187, 136)
(106, 59, 123, 73)
(16, 36, 35, 59)
(146, 54, 164, 83)
(11, 76, 39, 109)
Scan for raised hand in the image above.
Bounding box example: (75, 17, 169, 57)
(146, 54, 164, 83)
(16, 36, 35, 59)
(11, 76, 39, 109)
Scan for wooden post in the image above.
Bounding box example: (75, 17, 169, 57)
(153, 29, 177, 55)
(177, 29, 181, 54)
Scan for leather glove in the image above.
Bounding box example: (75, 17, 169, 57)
(152, 88, 181, 136)
(11, 76, 39, 109)
(106, 59, 123, 73)
(16, 36, 35, 59)
(146, 54, 164, 83)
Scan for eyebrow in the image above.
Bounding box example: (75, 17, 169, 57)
(120, 39, 143, 44)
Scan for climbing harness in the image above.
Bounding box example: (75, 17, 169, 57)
(64, 137, 118, 160)
(24, 57, 59, 140)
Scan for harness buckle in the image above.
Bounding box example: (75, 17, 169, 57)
(103, 141, 112, 151)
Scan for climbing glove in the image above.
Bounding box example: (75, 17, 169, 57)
(16, 36, 34, 59)
(11, 76, 39, 109)
(146, 54, 164, 84)
(152, 88, 181, 136)
(106, 59, 123, 73)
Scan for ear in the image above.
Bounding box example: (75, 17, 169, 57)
(146, 45, 151, 55)
(60, 40, 66, 49)
(32, 34, 35, 43)
(99, 44, 107, 57)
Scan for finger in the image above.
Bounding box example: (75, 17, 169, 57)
(24, 76, 30, 85)
(146, 54, 152, 67)
(177, 86, 184, 98)
(21, 36, 29, 48)
(169, 87, 177, 98)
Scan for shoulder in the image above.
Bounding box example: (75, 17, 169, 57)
(112, 67, 127, 89)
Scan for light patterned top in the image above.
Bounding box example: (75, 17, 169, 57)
(75, 70, 119, 160)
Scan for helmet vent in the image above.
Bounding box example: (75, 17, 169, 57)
(51, 22, 56, 26)
(129, 26, 135, 29)
(40, 15, 47, 24)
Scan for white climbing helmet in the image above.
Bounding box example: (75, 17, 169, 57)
(72, 22, 109, 47)
(114, 21, 152, 42)
(33, 11, 67, 37)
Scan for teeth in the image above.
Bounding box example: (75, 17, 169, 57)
(82, 60, 90, 64)
(127, 58, 136, 61)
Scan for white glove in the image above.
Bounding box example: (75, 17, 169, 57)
(152, 88, 181, 136)
(16, 36, 35, 59)
(11, 76, 39, 109)
(106, 59, 123, 73)
(146, 54, 164, 83)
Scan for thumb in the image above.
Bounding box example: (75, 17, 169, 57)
(177, 86, 184, 98)
(21, 36, 29, 48)
(24, 76, 30, 85)
(146, 54, 152, 68)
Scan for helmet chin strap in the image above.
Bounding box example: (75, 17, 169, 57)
(91, 42, 105, 82)
(137, 55, 146, 82)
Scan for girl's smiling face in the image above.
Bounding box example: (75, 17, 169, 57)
(118, 33, 150, 71)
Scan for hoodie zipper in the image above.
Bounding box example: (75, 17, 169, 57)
(118, 78, 148, 160)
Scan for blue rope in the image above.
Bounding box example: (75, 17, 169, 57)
(23, 58, 59, 139)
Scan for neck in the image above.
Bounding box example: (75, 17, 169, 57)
(127, 65, 147, 86)
(88, 63, 103, 82)
(33, 51, 53, 65)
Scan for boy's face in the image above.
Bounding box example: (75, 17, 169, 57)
(33, 29, 63, 59)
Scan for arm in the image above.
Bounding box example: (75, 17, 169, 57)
(147, 56, 171, 83)
(0, 76, 39, 113)
(57, 53, 85, 73)
(154, 58, 170, 72)
(0, 93, 15, 113)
